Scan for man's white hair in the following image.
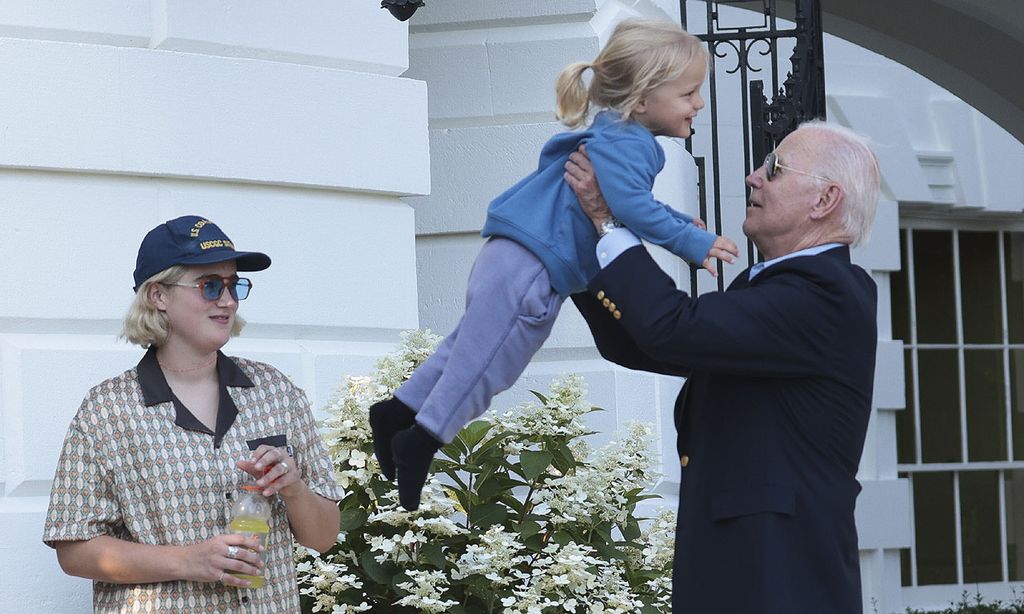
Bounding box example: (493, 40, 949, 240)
(795, 120, 881, 247)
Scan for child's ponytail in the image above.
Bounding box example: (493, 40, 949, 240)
(555, 61, 592, 129)
(556, 20, 707, 127)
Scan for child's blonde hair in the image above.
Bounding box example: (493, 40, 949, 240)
(556, 19, 708, 128)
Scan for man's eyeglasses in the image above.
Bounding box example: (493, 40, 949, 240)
(165, 275, 253, 301)
(763, 151, 832, 183)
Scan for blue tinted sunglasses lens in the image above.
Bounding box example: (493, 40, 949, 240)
(234, 279, 252, 300)
(199, 278, 226, 300)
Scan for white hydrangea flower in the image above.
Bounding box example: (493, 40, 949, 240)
(297, 334, 673, 612)
(394, 569, 459, 614)
(451, 525, 528, 586)
(539, 421, 659, 526)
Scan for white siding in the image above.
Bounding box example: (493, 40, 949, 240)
(0, 2, 428, 609)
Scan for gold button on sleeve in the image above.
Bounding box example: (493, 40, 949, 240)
(602, 298, 611, 307)
(613, 310, 622, 320)
(597, 290, 606, 300)
(680, 455, 690, 467)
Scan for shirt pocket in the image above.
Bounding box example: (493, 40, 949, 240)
(246, 434, 289, 455)
(710, 483, 796, 521)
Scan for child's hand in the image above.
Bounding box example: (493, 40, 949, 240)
(701, 235, 739, 277)
(693, 217, 707, 230)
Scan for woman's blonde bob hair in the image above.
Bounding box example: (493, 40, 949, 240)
(556, 19, 708, 128)
(121, 265, 245, 348)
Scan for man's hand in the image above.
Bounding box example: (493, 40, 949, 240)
(564, 144, 612, 234)
(701, 235, 740, 277)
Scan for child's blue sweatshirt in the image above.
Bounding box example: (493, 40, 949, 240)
(481, 111, 716, 297)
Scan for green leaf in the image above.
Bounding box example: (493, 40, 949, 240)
(518, 519, 543, 539)
(519, 450, 554, 482)
(523, 532, 546, 552)
(476, 472, 520, 502)
(620, 517, 641, 542)
(421, 542, 447, 569)
(457, 419, 493, 450)
(471, 502, 508, 529)
(641, 605, 663, 614)
(339, 507, 369, 531)
(359, 550, 394, 585)
(441, 436, 468, 461)
(551, 530, 573, 546)
(529, 390, 549, 404)
(594, 540, 629, 561)
(549, 442, 577, 474)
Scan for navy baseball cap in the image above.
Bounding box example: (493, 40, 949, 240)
(133, 215, 272, 291)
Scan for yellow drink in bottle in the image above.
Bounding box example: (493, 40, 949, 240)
(227, 484, 272, 588)
(227, 516, 270, 588)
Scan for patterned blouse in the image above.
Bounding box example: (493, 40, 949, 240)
(43, 349, 342, 613)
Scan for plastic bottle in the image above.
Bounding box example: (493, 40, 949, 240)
(227, 483, 271, 588)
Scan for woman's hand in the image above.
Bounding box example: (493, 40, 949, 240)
(179, 533, 263, 587)
(237, 445, 304, 499)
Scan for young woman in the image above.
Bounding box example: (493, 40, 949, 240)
(43, 215, 341, 613)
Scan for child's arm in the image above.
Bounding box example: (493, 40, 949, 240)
(585, 136, 722, 266)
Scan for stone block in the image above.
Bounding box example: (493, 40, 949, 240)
(0, 176, 420, 330)
(0, 38, 428, 195)
(0, 1, 149, 46)
(411, 1, 597, 27)
(410, 123, 561, 235)
(154, 0, 410, 75)
(407, 42, 492, 120)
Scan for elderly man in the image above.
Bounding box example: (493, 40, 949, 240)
(565, 120, 881, 613)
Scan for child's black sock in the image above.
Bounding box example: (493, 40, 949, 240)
(393, 424, 443, 512)
(368, 397, 416, 481)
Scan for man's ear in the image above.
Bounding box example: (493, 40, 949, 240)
(810, 183, 843, 221)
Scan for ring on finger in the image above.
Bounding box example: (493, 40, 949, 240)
(218, 571, 225, 583)
(227, 545, 239, 559)
(279, 460, 289, 473)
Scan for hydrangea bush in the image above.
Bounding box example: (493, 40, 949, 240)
(296, 330, 674, 613)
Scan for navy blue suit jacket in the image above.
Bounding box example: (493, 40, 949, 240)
(573, 244, 877, 614)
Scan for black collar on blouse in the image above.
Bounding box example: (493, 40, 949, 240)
(137, 346, 255, 449)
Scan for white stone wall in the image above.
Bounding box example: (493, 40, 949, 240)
(0, 2, 427, 610)
(405, 2, 1024, 613)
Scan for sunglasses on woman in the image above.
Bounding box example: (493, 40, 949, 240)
(165, 275, 253, 301)
(763, 151, 832, 183)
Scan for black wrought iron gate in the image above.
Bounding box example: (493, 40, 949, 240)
(680, 0, 826, 293)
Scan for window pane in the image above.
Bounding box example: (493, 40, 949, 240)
(965, 350, 1008, 462)
(1006, 233, 1024, 345)
(959, 231, 1002, 344)
(900, 547, 912, 587)
(914, 230, 957, 344)
(1011, 350, 1024, 461)
(897, 348, 917, 464)
(1008, 469, 1024, 581)
(961, 471, 1002, 583)
(892, 230, 912, 343)
(919, 350, 962, 463)
(914, 472, 958, 585)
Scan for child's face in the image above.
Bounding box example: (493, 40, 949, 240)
(634, 61, 707, 139)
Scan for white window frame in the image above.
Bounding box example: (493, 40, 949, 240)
(898, 215, 1024, 606)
